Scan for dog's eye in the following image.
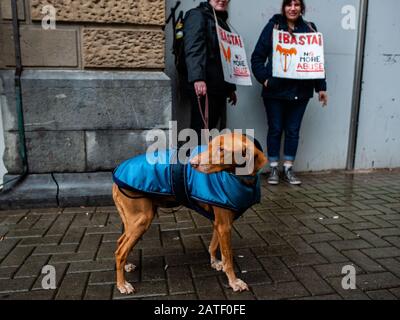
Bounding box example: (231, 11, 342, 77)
(218, 146, 224, 152)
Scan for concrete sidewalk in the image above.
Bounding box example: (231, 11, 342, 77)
(1, 171, 400, 300)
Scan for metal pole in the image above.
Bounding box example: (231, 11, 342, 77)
(2, 0, 29, 190)
(346, 0, 369, 170)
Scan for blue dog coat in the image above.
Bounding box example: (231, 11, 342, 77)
(113, 146, 261, 220)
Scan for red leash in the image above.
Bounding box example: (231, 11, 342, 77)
(197, 94, 209, 130)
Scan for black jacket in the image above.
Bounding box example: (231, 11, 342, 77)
(251, 14, 327, 100)
(183, 2, 236, 96)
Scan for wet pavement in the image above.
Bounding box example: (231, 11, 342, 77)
(1, 171, 400, 300)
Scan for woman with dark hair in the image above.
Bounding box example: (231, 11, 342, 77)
(251, 0, 328, 185)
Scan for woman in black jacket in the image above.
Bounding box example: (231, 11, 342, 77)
(183, 0, 237, 140)
(251, 0, 328, 185)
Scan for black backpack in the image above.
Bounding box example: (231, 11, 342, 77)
(169, 3, 211, 79)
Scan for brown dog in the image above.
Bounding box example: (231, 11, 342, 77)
(112, 133, 267, 294)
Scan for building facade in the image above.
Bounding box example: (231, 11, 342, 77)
(1, 0, 400, 185)
(0, 0, 171, 178)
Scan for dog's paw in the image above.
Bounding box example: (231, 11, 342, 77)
(117, 281, 135, 295)
(211, 259, 224, 272)
(124, 263, 136, 273)
(229, 278, 249, 292)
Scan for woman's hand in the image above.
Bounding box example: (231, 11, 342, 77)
(194, 81, 207, 96)
(319, 91, 328, 107)
(228, 91, 237, 106)
(264, 79, 269, 88)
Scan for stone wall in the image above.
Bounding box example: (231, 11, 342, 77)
(0, 1, 171, 175)
(82, 29, 164, 68)
(30, 0, 165, 25)
(0, 0, 165, 69)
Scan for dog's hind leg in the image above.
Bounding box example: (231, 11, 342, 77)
(115, 208, 154, 294)
(209, 227, 223, 271)
(113, 185, 155, 294)
(113, 186, 128, 242)
(113, 186, 134, 272)
(214, 207, 249, 292)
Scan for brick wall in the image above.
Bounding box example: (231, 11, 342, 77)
(0, 1, 171, 175)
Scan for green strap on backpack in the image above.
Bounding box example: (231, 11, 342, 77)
(173, 10, 187, 76)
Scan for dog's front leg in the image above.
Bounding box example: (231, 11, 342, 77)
(214, 208, 249, 292)
(209, 227, 223, 271)
(113, 185, 155, 295)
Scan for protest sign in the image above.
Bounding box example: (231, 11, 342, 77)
(272, 29, 325, 79)
(216, 24, 252, 86)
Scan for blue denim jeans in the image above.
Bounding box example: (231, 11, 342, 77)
(263, 98, 309, 162)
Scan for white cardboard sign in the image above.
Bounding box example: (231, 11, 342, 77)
(216, 24, 252, 86)
(272, 29, 326, 79)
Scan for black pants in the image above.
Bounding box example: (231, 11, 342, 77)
(189, 91, 227, 140)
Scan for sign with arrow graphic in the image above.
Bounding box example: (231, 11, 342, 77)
(272, 29, 325, 79)
(216, 24, 252, 86)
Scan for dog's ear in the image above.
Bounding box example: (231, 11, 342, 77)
(240, 136, 268, 175)
(253, 147, 268, 174)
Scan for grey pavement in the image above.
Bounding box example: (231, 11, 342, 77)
(1, 171, 400, 300)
